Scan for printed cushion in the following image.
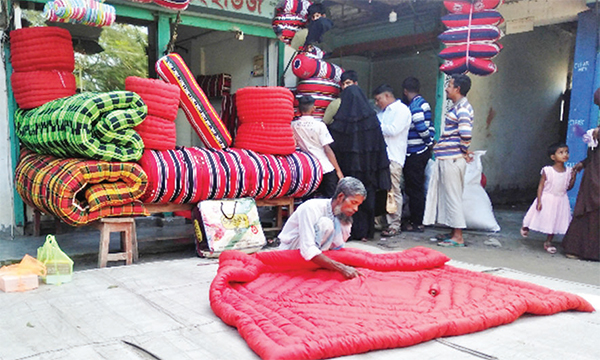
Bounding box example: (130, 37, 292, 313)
(292, 53, 344, 83)
(438, 25, 503, 45)
(10, 27, 74, 72)
(156, 53, 232, 149)
(235, 86, 295, 125)
(11, 71, 77, 110)
(439, 43, 503, 60)
(444, 0, 504, 14)
(125, 76, 180, 121)
(234, 122, 296, 156)
(135, 115, 177, 151)
(442, 10, 504, 28)
(440, 57, 498, 76)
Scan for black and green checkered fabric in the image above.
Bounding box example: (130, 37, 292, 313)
(15, 91, 148, 162)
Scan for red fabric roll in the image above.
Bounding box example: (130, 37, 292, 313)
(10, 27, 74, 72)
(125, 76, 180, 121)
(292, 53, 344, 83)
(11, 71, 76, 109)
(235, 87, 295, 125)
(296, 78, 341, 97)
(135, 116, 177, 151)
(234, 122, 296, 156)
(196, 73, 232, 97)
(227, 148, 260, 198)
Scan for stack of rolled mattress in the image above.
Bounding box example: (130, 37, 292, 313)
(294, 77, 341, 119)
(234, 87, 297, 155)
(139, 147, 322, 204)
(125, 76, 180, 151)
(15, 150, 149, 226)
(10, 26, 76, 109)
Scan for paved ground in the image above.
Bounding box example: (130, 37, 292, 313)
(1, 206, 599, 359)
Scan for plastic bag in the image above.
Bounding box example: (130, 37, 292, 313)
(37, 235, 74, 284)
(0, 255, 46, 292)
(386, 191, 398, 214)
(463, 151, 501, 232)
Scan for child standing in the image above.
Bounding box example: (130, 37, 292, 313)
(292, 95, 344, 198)
(521, 143, 577, 254)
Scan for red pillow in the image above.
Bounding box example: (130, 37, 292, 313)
(444, 0, 504, 14)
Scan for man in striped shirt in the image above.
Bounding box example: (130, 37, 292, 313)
(424, 74, 474, 247)
(402, 77, 435, 232)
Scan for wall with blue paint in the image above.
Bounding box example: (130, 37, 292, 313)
(566, 10, 600, 207)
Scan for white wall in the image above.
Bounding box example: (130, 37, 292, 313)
(0, 31, 15, 233)
(467, 26, 575, 203)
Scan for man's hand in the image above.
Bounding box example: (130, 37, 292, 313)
(311, 253, 363, 279)
(340, 264, 363, 279)
(464, 150, 474, 163)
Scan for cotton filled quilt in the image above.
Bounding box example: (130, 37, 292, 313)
(15, 91, 147, 162)
(15, 150, 149, 226)
(210, 247, 594, 360)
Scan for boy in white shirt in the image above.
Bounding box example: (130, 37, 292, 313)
(292, 95, 344, 198)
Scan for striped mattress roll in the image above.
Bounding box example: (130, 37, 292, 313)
(156, 53, 232, 149)
(284, 150, 323, 198)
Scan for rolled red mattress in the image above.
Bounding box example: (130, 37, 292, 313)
(125, 76, 180, 121)
(134, 116, 177, 151)
(234, 122, 296, 155)
(11, 70, 76, 109)
(235, 86, 295, 125)
(10, 27, 74, 72)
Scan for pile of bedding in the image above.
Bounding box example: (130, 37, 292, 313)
(210, 246, 594, 360)
(15, 150, 149, 226)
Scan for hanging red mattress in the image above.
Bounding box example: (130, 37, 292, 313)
(439, 42, 503, 60)
(156, 53, 232, 149)
(441, 10, 504, 27)
(292, 53, 344, 83)
(10, 26, 75, 72)
(444, 0, 504, 14)
(440, 56, 498, 76)
(210, 246, 593, 360)
(438, 25, 503, 45)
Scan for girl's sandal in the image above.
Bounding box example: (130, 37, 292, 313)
(544, 242, 557, 254)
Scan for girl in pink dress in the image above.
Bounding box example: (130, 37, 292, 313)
(521, 143, 577, 254)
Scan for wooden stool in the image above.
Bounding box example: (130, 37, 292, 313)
(94, 218, 138, 268)
(255, 197, 295, 232)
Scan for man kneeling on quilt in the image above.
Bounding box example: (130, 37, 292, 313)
(278, 177, 366, 279)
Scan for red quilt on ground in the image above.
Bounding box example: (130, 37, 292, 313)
(210, 247, 594, 360)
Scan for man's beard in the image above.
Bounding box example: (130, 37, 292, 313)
(333, 204, 353, 225)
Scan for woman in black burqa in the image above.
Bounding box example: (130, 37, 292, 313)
(328, 71, 391, 240)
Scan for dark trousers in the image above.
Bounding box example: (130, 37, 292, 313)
(316, 171, 339, 198)
(404, 149, 431, 226)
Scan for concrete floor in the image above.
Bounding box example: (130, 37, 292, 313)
(0, 206, 599, 359)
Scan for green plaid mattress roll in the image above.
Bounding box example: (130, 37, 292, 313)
(15, 150, 149, 226)
(15, 91, 147, 162)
